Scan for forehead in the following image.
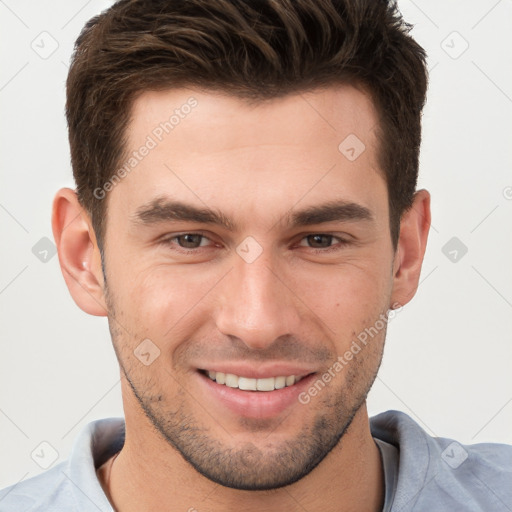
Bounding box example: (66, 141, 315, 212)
(108, 85, 387, 231)
(129, 85, 379, 154)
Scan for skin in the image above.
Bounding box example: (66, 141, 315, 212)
(52, 84, 430, 512)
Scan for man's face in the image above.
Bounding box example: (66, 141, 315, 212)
(102, 85, 397, 490)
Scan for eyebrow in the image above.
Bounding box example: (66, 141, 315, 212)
(284, 200, 374, 228)
(133, 197, 236, 231)
(132, 197, 374, 231)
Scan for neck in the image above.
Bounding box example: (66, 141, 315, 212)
(106, 394, 384, 512)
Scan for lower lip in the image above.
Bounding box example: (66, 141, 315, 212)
(196, 371, 316, 419)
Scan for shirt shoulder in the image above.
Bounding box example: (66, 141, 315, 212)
(0, 418, 124, 512)
(0, 462, 72, 512)
(370, 410, 512, 512)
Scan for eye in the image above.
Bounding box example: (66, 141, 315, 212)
(302, 234, 335, 249)
(177, 234, 206, 248)
(297, 234, 350, 253)
(163, 233, 213, 250)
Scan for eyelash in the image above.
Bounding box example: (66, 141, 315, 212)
(159, 232, 351, 254)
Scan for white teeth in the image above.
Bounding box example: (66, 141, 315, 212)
(274, 376, 286, 389)
(204, 371, 305, 391)
(256, 377, 275, 391)
(225, 373, 238, 388)
(238, 377, 257, 391)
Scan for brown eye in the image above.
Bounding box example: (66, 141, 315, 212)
(175, 234, 205, 248)
(296, 234, 350, 254)
(305, 234, 334, 248)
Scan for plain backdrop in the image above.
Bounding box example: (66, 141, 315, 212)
(1, 0, 511, 490)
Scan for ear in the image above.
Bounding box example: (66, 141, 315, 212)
(51, 188, 108, 316)
(390, 189, 431, 308)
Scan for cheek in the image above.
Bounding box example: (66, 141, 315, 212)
(291, 261, 391, 328)
(109, 263, 224, 341)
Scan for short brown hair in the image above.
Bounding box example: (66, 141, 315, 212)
(66, 0, 427, 251)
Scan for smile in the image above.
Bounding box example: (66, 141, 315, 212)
(201, 370, 307, 391)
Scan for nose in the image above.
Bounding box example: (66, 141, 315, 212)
(214, 248, 301, 350)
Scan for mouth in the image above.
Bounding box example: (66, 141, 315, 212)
(196, 368, 317, 419)
(199, 369, 309, 391)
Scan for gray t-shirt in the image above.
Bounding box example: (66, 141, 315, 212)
(0, 410, 510, 511)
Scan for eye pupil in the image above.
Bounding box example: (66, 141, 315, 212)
(178, 234, 202, 248)
(307, 234, 332, 248)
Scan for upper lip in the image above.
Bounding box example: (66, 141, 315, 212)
(197, 363, 317, 379)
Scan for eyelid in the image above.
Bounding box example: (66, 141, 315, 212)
(159, 231, 216, 249)
(295, 231, 351, 243)
(298, 234, 350, 250)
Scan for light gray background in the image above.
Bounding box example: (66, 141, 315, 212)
(1, 0, 511, 489)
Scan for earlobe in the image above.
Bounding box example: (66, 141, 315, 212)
(51, 188, 108, 316)
(390, 189, 431, 308)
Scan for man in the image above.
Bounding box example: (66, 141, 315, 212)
(1, 0, 510, 510)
